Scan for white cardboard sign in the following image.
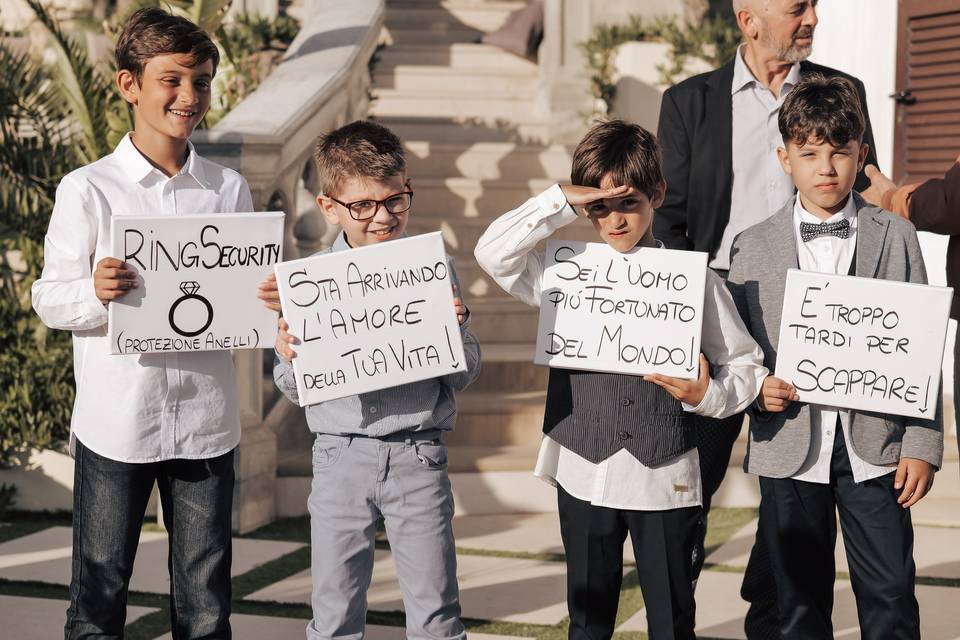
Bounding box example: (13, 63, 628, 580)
(274, 232, 467, 406)
(774, 268, 952, 419)
(108, 212, 284, 354)
(535, 240, 708, 378)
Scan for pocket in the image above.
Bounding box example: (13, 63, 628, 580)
(312, 435, 343, 471)
(414, 441, 448, 470)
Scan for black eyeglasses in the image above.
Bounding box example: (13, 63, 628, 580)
(327, 190, 414, 221)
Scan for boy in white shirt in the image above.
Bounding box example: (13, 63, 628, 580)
(31, 8, 274, 638)
(474, 119, 767, 639)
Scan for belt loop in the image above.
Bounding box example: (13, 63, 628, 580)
(404, 434, 413, 446)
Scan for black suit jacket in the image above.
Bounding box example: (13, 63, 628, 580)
(654, 59, 879, 258)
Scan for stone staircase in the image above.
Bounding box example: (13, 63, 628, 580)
(375, 0, 596, 486)
(274, 0, 597, 514)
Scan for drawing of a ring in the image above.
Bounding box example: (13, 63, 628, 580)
(169, 281, 213, 337)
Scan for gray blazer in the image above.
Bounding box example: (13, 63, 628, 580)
(727, 193, 944, 477)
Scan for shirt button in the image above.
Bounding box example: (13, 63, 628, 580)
(621, 397, 632, 406)
(825, 430, 833, 437)
(553, 202, 561, 210)
(369, 406, 378, 415)
(617, 431, 630, 440)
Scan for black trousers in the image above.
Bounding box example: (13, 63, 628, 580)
(557, 485, 699, 640)
(697, 410, 782, 639)
(65, 441, 235, 640)
(757, 427, 920, 640)
(694, 264, 782, 639)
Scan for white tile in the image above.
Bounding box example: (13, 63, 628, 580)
(617, 570, 747, 637)
(453, 512, 636, 563)
(247, 549, 571, 625)
(0, 595, 155, 639)
(155, 618, 533, 640)
(0, 526, 303, 593)
(618, 570, 960, 640)
(704, 518, 758, 568)
(153, 613, 308, 639)
(705, 518, 960, 579)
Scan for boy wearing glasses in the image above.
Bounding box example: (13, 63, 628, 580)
(272, 120, 481, 640)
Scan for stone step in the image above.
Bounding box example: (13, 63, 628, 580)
(465, 300, 541, 343)
(404, 140, 572, 181)
(408, 176, 558, 217)
(449, 391, 546, 446)
(408, 214, 591, 255)
(470, 351, 549, 393)
(380, 43, 538, 71)
(374, 65, 537, 94)
(384, 25, 484, 46)
(385, 4, 519, 32)
(374, 116, 554, 144)
(372, 88, 542, 120)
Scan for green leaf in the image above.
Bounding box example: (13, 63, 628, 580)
(24, 0, 114, 163)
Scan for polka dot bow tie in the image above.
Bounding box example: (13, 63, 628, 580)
(799, 218, 851, 242)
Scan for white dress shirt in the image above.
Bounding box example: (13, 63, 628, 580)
(789, 194, 896, 483)
(475, 184, 768, 509)
(713, 45, 800, 270)
(31, 134, 254, 463)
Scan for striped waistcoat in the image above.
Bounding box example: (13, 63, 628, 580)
(542, 368, 694, 465)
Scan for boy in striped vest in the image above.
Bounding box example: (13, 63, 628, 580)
(475, 119, 767, 639)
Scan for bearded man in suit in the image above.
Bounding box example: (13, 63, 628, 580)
(655, 1, 878, 637)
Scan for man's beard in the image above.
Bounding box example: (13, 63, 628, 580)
(763, 27, 815, 63)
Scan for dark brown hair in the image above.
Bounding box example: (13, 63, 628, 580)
(571, 119, 664, 200)
(115, 7, 220, 82)
(314, 120, 406, 196)
(778, 74, 865, 147)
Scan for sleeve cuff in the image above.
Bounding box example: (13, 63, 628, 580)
(536, 184, 579, 223)
(81, 277, 108, 327)
(682, 378, 719, 415)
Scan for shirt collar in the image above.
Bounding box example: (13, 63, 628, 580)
(793, 192, 858, 227)
(114, 133, 209, 187)
(731, 44, 801, 97)
(331, 231, 352, 253)
(329, 230, 411, 253)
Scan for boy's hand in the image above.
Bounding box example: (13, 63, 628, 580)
(93, 257, 137, 304)
(895, 458, 935, 508)
(452, 283, 467, 325)
(758, 376, 799, 412)
(560, 184, 632, 212)
(276, 317, 299, 361)
(643, 354, 710, 407)
(258, 273, 282, 312)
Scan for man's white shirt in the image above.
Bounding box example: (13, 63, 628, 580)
(713, 45, 801, 271)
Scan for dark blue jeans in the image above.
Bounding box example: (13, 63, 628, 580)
(65, 440, 235, 640)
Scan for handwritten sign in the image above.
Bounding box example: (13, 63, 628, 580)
(535, 241, 708, 378)
(109, 213, 284, 354)
(275, 232, 466, 406)
(775, 269, 952, 418)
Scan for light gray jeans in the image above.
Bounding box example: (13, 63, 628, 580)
(305, 430, 465, 640)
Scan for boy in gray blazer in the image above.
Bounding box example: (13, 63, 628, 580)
(728, 75, 943, 640)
